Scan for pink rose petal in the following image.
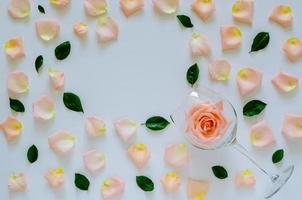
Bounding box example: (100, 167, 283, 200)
(282, 114, 302, 140)
(120, 0, 144, 17)
(191, 0, 215, 21)
(235, 169, 256, 188)
(84, 0, 107, 16)
(208, 59, 231, 81)
(0, 116, 22, 141)
(128, 143, 150, 169)
(7, 70, 29, 94)
(269, 5, 293, 28)
(33, 96, 56, 121)
(35, 19, 60, 41)
(8, 0, 31, 19)
(85, 116, 106, 137)
(4, 36, 25, 59)
(7, 173, 27, 192)
(272, 70, 298, 92)
(187, 178, 209, 200)
(153, 0, 179, 14)
(282, 37, 302, 62)
(96, 16, 119, 42)
(101, 177, 125, 200)
(114, 118, 137, 142)
(250, 120, 275, 147)
(161, 172, 181, 192)
(73, 22, 88, 36)
(48, 68, 65, 90)
(189, 32, 211, 57)
(237, 68, 262, 96)
(48, 130, 76, 154)
(232, 0, 254, 24)
(44, 167, 65, 188)
(49, 0, 69, 7)
(164, 144, 189, 169)
(220, 25, 242, 51)
(83, 149, 106, 174)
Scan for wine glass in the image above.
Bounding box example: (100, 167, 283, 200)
(170, 87, 294, 199)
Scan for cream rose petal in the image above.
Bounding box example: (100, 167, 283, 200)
(236, 68, 262, 96)
(48, 130, 76, 154)
(269, 5, 293, 28)
(35, 19, 60, 41)
(114, 118, 137, 142)
(7, 173, 27, 192)
(190, 32, 211, 57)
(235, 169, 256, 188)
(8, 0, 31, 19)
(7, 70, 29, 94)
(84, 0, 108, 16)
(220, 25, 242, 51)
(96, 16, 119, 42)
(187, 178, 209, 200)
(250, 120, 275, 147)
(164, 144, 189, 169)
(153, 0, 179, 14)
(49, 0, 69, 7)
(208, 59, 231, 81)
(101, 177, 125, 200)
(272, 70, 298, 92)
(83, 149, 106, 174)
(282, 37, 302, 62)
(44, 167, 65, 188)
(85, 116, 106, 137)
(48, 67, 65, 90)
(128, 143, 150, 169)
(33, 96, 56, 120)
(282, 114, 302, 140)
(0, 116, 22, 141)
(191, 0, 215, 21)
(161, 172, 181, 192)
(4, 36, 25, 59)
(232, 0, 254, 24)
(120, 0, 144, 17)
(73, 22, 88, 36)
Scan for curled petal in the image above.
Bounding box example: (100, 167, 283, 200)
(7, 70, 29, 94)
(232, 0, 254, 24)
(83, 149, 106, 174)
(236, 68, 262, 96)
(84, 0, 107, 16)
(48, 68, 65, 90)
(272, 70, 298, 92)
(73, 22, 88, 36)
(235, 169, 256, 188)
(164, 144, 189, 169)
(35, 19, 60, 41)
(191, 0, 215, 21)
(44, 167, 65, 188)
(8, 0, 31, 19)
(33, 96, 56, 120)
(250, 120, 275, 147)
(85, 116, 106, 137)
(120, 0, 144, 17)
(48, 130, 75, 154)
(220, 25, 242, 51)
(101, 177, 125, 199)
(282, 37, 302, 62)
(153, 0, 179, 14)
(269, 5, 293, 28)
(4, 36, 25, 59)
(0, 116, 22, 141)
(114, 118, 137, 142)
(190, 32, 211, 57)
(161, 172, 181, 192)
(208, 59, 231, 81)
(187, 178, 209, 200)
(282, 114, 302, 140)
(49, 0, 69, 7)
(127, 143, 150, 169)
(96, 16, 119, 42)
(7, 173, 27, 192)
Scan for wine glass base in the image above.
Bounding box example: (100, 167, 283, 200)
(264, 165, 294, 199)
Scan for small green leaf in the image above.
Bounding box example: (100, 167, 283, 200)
(9, 98, 25, 112)
(136, 176, 154, 192)
(55, 41, 71, 60)
(212, 165, 228, 179)
(38, 5, 45, 14)
(27, 145, 38, 163)
(177, 15, 193, 28)
(186, 63, 199, 86)
(63, 92, 84, 113)
(74, 173, 90, 191)
(145, 116, 169, 131)
(243, 100, 267, 117)
(250, 32, 270, 53)
(272, 149, 284, 164)
(35, 55, 43, 73)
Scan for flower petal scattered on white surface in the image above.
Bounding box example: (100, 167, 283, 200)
(114, 118, 137, 142)
(101, 177, 125, 200)
(236, 68, 262, 96)
(187, 178, 209, 200)
(48, 130, 75, 154)
(189, 32, 211, 57)
(161, 172, 181, 192)
(7, 173, 27, 192)
(83, 149, 106, 174)
(35, 19, 60, 41)
(235, 169, 256, 188)
(282, 37, 302, 62)
(282, 114, 302, 140)
(232, 0, 254, 24)
(7, 70, 29, 94)
(0, 116, 22, 141)
(44, 167, 65, 188)
(128, 143, 150, 169)
(208, 59, 231, 81)
(96, 16, 119, 42)
(220, 25, 242, 51)
(33, 96, 56, 121)
(269, 4, 293, 28)
(120, 0, 144, 17)
(153, 0, 179, 14)
(250, 120, 275, 147)
(49, 0, 69, 7)
(84, 0, 108, 16)
(272, 70, 298, 92)
(85, 116, 106, 137)
(191, 0, 215, 22)
(8, 0, 31, 19)
(164, 144, 189, 169)
(4, 36, 25, 59)
(48, 67, 65, 90)
(73, 22, 88, 36)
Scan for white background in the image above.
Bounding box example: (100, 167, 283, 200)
(0, 0, 302, 199)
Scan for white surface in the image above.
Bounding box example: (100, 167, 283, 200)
(0, 0, 302, 199)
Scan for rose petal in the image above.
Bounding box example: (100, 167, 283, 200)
(73, 22, 88, 36)
(250, 120, 275, 147)
(48, 130, 76, 154)
(96, 16, 119, 42)
(4, 36, 25, 59)
(83, 149, 106, 174)
(48, 67, 65, 90)
(237, 68, 262, 96)
(161, 172, 181, 192)
(85, 116, 106, 137)
(8, 0, 31, 19)
(153, 0, 179, 14)
(269, 5, 293, 28)
(282, 114, 302, 140)
(120, 0, 144, 17)
(208, 59, 231, 81)
(35, 19, 60, 41)
(0, 116, 22, 141)
(101, 177, 125, 200)
(232, 0, 254, 24)
(187, 178, 209, 200)
(127, 143, 150, 169)
(44, 167, 65, 188)
(164, 144, 189, 169)
(49, 0, 69, 7)
(282, 37, 302, 62)
(7, 70, 29, 94)
(7, 173, 27, 192)
(84, 0, 107, 16)
(114, 118, 137, 142)
(33, 96, 56, 120)
(191, 0, 215, 21)
(220, 25, 242, 51)
(190, 32, 211, 57)
(235, 169, 256, 188)
(272, 70, 298, 92)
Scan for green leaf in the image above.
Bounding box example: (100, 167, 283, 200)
(136, 176, 154, 192)
(55, 41, 71, 60)
(186, 63, 199, 87)
(27, 145, 38, 163)
(212, 165, 228, 179)
(243, 100, 267, 117)
(177, 15, 193, 28)
(250, 32, 270, 53)
(35, 55, 43, 73)
(272, 149, 284, 164)
(38, 5, 45, 14)
(9, 98, 25, 112)
(145, 116, 170, 131)
(74, 173, 90, 191)
(63, 92, 84, 113)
